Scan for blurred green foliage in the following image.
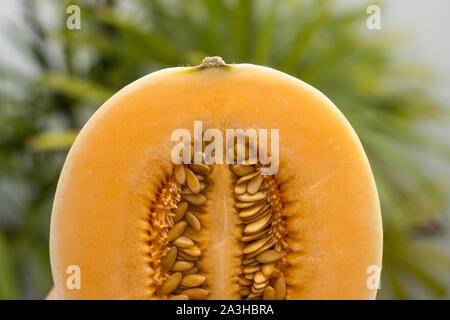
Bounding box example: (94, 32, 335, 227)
(0, 0, 449, 299)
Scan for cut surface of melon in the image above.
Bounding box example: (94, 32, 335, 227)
(50, 59, 382, 300)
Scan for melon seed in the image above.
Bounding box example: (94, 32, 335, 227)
(253, 280, 269, 290)
(177, 251, 199, 261)
(234, 199, 265, 209)
(180, 288, 209, 300)
(173, 202, 188, 222)
(254, 271, 268, 284)
(243, 210, 270, 224)
(159, 272, 182, 295)
(242, 257, 257, 265)
(171, 260, 195, 272)
(185, 212, 202, 232)
(261, 263, 275, 277)
(183, 266, 198, 275)
(181, 274, 206, 287)
(173, 236, 194, 248)
(238, 278, 253, 286)
(161, 246, 177, 273)
(256, 250, 284, 264)
(236, 192, 266, 203)
(263, 286, 276, 300)
(174, 165, 186, 185)
(244, 214, 272, 234)
(239, 203, 267, 219)
(241, 228, 271, 242)
(189, 163, 210, 175)
(247, 239, 276, 258)
(186, 168, 201, 193)
(247, 175, 264, 194)
(180, 244, 201, 257)
(243, 265, 260, 274)
(239, 288, 250, 296)
(167, 221, 188, 241)
(234, 182, 247, 195)
(183, 193, 207, 205)
(273, 274, 286, 300)
(236, 171, 260, 185)
(231, 165, 255, 176)
(242, 236, 270, 255)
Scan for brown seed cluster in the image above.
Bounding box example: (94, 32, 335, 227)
(147, 177, 181, 290)
(157, 159, 211, 300)
(151, 141, 287, 300)
(232, 163, 287, 300)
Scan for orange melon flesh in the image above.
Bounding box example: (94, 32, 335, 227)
(50, 61, 383, 299)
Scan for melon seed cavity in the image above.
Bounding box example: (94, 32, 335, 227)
(149, 140, 287, 300)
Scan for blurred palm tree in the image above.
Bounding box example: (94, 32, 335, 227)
(0, 0, 449, 299)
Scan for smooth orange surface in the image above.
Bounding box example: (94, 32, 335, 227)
(50, 63, 383, 299)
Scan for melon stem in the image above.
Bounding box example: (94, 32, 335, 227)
(200, 56, 227, 68)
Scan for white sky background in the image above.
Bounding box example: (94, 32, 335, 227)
(384, 0, 450, 104)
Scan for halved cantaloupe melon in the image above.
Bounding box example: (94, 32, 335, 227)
(50, 57, 382, 300)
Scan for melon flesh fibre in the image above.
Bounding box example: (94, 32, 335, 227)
(50, 62, 383, 299)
